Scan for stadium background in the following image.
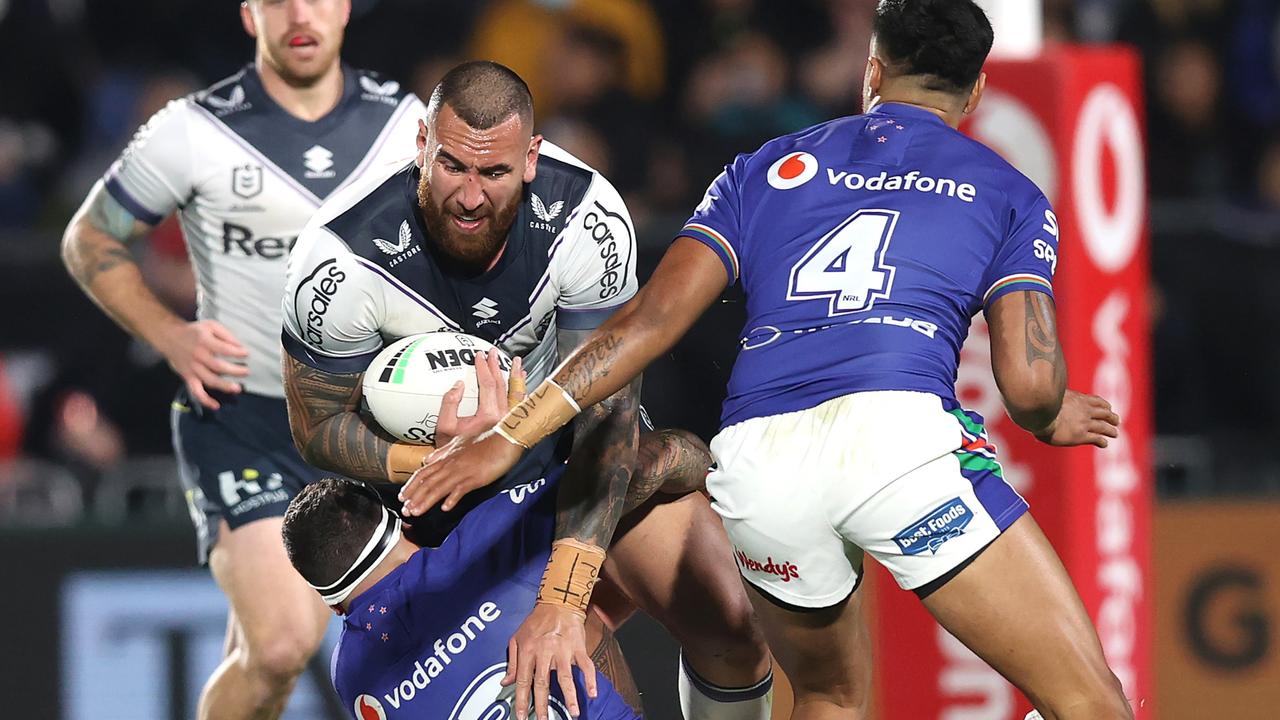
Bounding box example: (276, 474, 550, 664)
(1, 0, 1277, 717)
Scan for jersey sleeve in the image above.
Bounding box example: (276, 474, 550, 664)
(677, 155, 746, 286)
(103, 98, 194, 226)
(981, 189, 1059, 308)
(551, 174, 639, 331)
(281, 223, 387, 373)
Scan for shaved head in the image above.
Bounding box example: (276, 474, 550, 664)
(426, 61, 534, 132)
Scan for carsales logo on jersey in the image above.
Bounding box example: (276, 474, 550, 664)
(766, 151, 978, 203)
(735, 550, 800, 583)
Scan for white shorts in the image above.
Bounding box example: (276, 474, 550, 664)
(707, 391, 1028, 608)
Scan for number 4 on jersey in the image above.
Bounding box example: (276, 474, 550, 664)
(788, 209, 900, 316)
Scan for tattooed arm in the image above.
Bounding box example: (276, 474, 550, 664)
(281, 355, 407, 482)
(63, 181, 250, 410)
(986, 290, 1118, 447)
(986, 289, 1067, 436)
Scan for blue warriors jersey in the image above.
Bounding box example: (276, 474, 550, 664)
(332, 468, 639, 720)
(680, 103, 1060, 428)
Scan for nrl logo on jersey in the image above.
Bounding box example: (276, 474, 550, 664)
(374, 220, 422, 267)
(359, 75, 401, 106)
(204, 84, 251, 116)
(528, 193, 565, 233)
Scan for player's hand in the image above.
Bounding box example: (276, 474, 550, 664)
(398, 431, 522, 516)
(434, 353, 525, 447)
(502, 603, 596, 720)
(157, 319, 250, 410)
(1034, 389, 1120, 448)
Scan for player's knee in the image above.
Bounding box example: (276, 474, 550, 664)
(242, 634, 317, 685)
(1036, 671, 1133, 720)
(673, 585, 767, 662)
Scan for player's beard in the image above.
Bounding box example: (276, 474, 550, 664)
(266, 37, 342, 88)
(418, 172, 520, 274)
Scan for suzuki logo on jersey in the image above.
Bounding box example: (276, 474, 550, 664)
(231, 164, 263, 199)
(767, 151, 819, 189)
(304, 144, 336, 179)
(355, 694, 388, 720)
(893, 498, 974, 556)
(529, 193, 565, 233)
(472, 297, 501, 327)
(374, 221, 422, 267)
(735, 550, 801, 583)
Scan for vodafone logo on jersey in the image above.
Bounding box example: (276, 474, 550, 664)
(767, 151, 819, 189)
(355, 694, 388, 720)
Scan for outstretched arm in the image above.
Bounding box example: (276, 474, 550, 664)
(986, 290, 1119, 447)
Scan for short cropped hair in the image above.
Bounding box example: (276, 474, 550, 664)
(427, 60, 534, 130)
(873, 0, 994, 94)
(281, 478, 384, 588)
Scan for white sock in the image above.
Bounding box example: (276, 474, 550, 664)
(678, 651, 773, 720)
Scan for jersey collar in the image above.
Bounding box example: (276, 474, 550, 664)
(240, 61, 361, 136)
(869, 101, 949, 127)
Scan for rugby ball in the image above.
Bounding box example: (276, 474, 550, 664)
(363, 332, 512, 445)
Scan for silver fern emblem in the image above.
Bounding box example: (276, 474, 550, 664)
(531, 193, 565, 222)
(373, 220, 413, 255)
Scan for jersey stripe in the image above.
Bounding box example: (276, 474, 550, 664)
(982, 273, 1053, 305)
(681, 223, 740, 283)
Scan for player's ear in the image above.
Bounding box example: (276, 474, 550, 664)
(340, 0, 352, 27)
(416, 119, 429, 166)
(963, 72, 987, 116)
(524, 134, 543, 184)
(240, 1, 258, 39)
(863, 55, 883, 112)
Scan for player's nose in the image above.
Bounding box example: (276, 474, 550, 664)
(458, 176, 486, 213)
(285, 0, 313, 25)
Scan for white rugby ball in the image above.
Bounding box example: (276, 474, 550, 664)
(362, 332, 512, 445)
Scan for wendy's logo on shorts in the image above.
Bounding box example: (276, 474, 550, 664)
(893, 498, 973, 556)
(734, 550, 801, 583)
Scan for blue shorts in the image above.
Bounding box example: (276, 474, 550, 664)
(171, 389, 326, 563)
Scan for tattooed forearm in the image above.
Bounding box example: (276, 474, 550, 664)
(590, 626, 642, 713)
(282, 355, 397, 481)
(632, 428, 712, 502)
(557, 333, 624, 404)
(1025, 292, 1060, 366)
(63, 188, 146, 287)
(556, 376, 641, 548)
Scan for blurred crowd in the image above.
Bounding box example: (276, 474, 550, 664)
(0, 0, 1278, 513)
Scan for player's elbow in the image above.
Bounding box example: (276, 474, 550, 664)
(998, 378, 1065, 435)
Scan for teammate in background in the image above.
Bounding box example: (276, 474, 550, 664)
(281, 62, 777, 720)
(406, 3, 1135, 720)
(60, 1, 423, 717)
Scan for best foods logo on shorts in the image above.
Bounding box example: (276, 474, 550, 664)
(893, 498, 973, 556)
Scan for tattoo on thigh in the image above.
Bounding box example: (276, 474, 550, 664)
(590, 629, 641, 712)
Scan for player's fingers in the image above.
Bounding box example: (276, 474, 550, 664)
(405, 475, 454, 517)
(207, 335, 251, 359)
(514, 644, 536, 720)
(436, 382, 465, 428)
(1091, 419, 1119, 439)
(1090, 434, 1110, 449)
(574, 645, 597, 698)
(208, 357, 251, 378)
(534, 650, 554, 720)
(475, 351, 501, 415)
(184, 377, 220, 411)
(204, 321, 250, 356)
(194, 365, 242, 395)
(441, 486, 468, 513)
(1097, 408, 1121, 426)
(502, 637, 520, 686)
(508, 355, 527, 410)
(554, 651, 580, 717)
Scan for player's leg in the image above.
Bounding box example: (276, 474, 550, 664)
(585, 589, 644, 714)
(741, 582, 871, 720)
(605, 491, 774, 717)
(919, 515, 1131, 720)
(201, 517, 331, 720)
(173, 391, 331, 720)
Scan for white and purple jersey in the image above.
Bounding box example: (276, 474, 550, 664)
(681, 102, 1059, 428)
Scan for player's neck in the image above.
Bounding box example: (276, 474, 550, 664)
(339, 537, 418, 614)
(254, 57, 345, 122)
(873, 91, 964, 128)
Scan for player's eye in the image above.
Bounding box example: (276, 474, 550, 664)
(485, 170, 508, 179)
